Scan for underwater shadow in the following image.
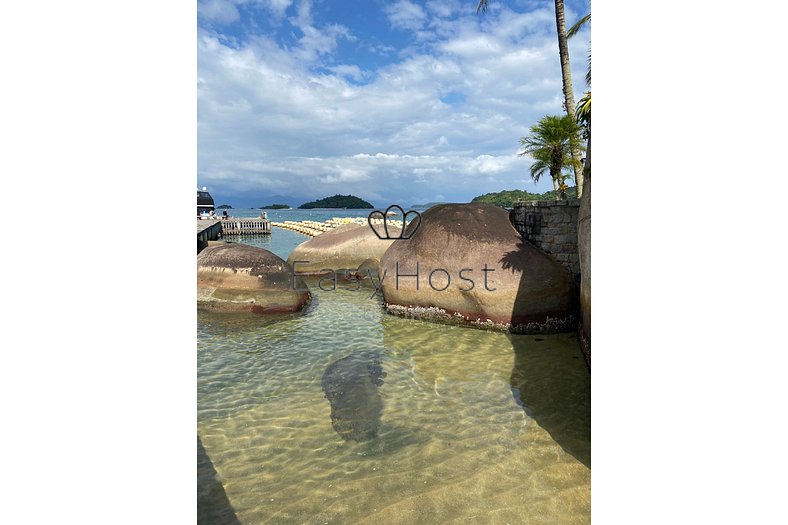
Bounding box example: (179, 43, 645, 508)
(321, 351, 386, 442)
(507, 333, 590, 468)
(501, 234, 588, 467)
(198, 436, 241, 525)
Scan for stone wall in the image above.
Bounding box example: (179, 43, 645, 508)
(509, 199, 580, 282)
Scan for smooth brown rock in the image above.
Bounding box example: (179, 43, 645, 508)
(287, 223, 399, 275)
(198, 243, 310, 314)
(380, 203, 574, 331)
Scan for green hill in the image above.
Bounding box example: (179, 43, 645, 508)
(259, 204, 290, 209)
(471, 187, 577, 207)
(216, 204, 233, 209)
(298, 194, 374, 209)
(540, 186, 578, 200)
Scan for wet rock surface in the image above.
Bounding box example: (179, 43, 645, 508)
(380, 203, 574, 331)
(198, 243, 310, 314)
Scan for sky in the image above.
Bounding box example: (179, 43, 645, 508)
(197, 0, 591, 208)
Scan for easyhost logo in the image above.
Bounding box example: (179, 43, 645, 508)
(368, 205, 422, 240)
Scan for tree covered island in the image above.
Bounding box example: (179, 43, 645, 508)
(471, 187, 577, 207)
(298, 194, 374, 209)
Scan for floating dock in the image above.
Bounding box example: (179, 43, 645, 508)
(271, 217, 405, 237)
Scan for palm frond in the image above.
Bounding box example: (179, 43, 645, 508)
(477, 0, 490, 14)
(529, 160, 549, 182)
(567, 13, 590, 39)
(586, 52, 591, 86)
(576, 92, 591, 127)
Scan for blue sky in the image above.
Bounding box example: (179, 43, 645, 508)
(198, 0, 590, 208)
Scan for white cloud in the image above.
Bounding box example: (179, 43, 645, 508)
(197, 3, 591, 204)
(384, 0, 428, 32)
(198, 0, 240, 25)
(287, 0, 353, 62)
(440, 33, 504, 57)
(327, 64, 366, 82)
(426, 0, 462, 19)
(261, 0, 293, 19)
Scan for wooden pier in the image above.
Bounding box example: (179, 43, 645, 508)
(220, 219, 272, 235)
(197, 219, 222, 253)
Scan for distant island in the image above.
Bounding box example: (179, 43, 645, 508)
(471, 187, 578, 207)
(259, 204, 290, 209)
(216, 204, 233, 209)
(298, 194, 374, 209)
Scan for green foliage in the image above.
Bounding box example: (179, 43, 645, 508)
(259, 204, 290, 209)
(471, 187, 577, 207)
(540, 186, 578, 201)
(298, 194, 374, 209)
(472, 190, 537, 206)
(519, 115, 584, 187)
(567, 13, 590, 39)
(576, 92, 591, 129)
(216, 204, 233, 209)
(568, 13, 591, 87)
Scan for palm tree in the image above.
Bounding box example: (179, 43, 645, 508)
(567, 13, 590, 87)
(519, 115, 583, 198)
(567, 13, 590, 37)
(478, 0, 585, 197)
(568, 11, 590, 144)
(576, 91, 590, 129)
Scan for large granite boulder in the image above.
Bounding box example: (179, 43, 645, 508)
(286, 223, 399, 275)
(380, 203, 574, 332)
(198, 243, 310, 314)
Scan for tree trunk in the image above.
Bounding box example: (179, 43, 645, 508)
(554, 0, 584, 198)
(577, 126, 591, 365)
(550, 164, 559, 194)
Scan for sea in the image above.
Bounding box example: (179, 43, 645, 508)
(214, 208, 380, 259)
(198, 208, 591, 524)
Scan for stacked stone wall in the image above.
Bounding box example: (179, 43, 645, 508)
(510, 199, 580, 281)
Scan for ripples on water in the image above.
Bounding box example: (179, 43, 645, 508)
(198, 230, 590, 524)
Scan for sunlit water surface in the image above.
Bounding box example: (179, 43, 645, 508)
(198, 224, 590, 525)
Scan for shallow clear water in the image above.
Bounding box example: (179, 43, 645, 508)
(198, 230, 590, 524)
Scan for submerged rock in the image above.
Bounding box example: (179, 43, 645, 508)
(321, 352, 386, 442)
(287, 223, 399, 275)
(198, 243, 310, 314)
(380, 203, 574, 332)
